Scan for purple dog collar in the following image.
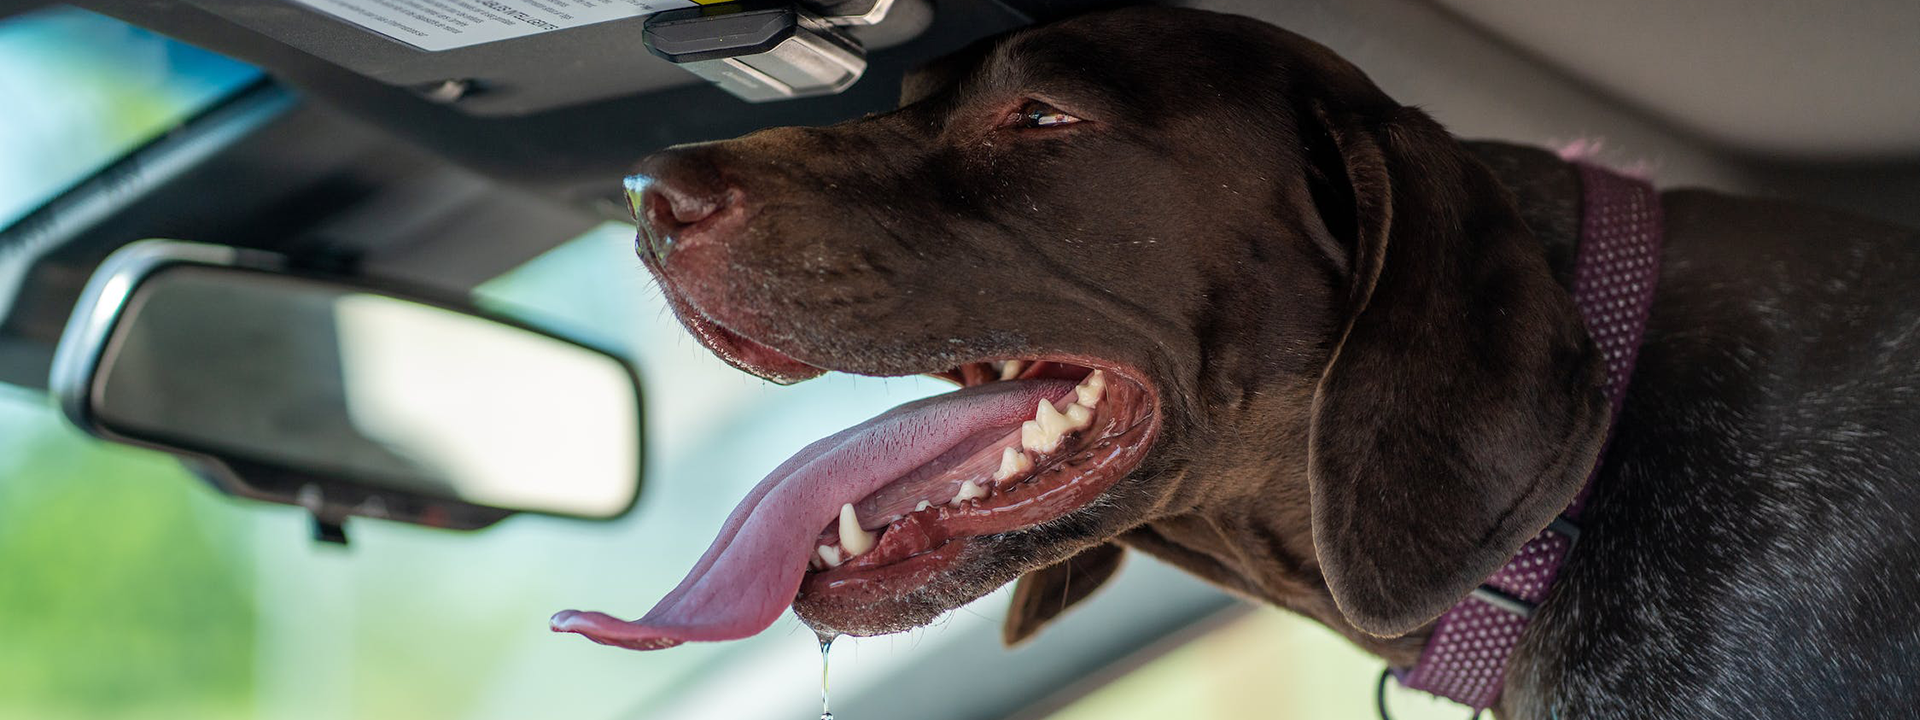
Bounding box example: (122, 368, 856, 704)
(1394, 163, 1665, 711)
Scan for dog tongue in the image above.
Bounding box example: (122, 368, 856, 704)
(550, 379, 1073, 650)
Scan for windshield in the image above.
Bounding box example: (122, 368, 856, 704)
(0, 7, 260, 231)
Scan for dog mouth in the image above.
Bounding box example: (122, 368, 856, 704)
(550, 295, 1161, 649)
(794, 358, 1157, 634)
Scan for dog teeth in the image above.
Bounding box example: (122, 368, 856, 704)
(949, 479, 988, 506)
(1035, 398, 1072, 434)
(1024, 391, 1097, 453)
(1020, 420, 1055, 453)
(1046, 396, 1094, 436)
(999, 360, 1026, 380)
(1064, 402, 1092, 428)
(1038, 399, 1078, 441)
(817, 544, 844, 568)
(838, 503, 875, 557)
(994, 446, 1034, 481)
(812, 378, 1114, 570)
(1075, 370, 1107, 407)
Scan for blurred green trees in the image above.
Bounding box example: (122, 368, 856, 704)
(0, 392, 256, 720)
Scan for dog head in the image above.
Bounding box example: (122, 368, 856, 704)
(557, 6, 1607, 652)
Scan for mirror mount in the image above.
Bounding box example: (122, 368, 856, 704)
(292, 479, 354, 546)
(52, 239, 645, 538)
(174, 457, 366, 546)
(312, 516, 349, 546)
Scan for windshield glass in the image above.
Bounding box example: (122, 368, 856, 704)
(0, 7, 260, 230)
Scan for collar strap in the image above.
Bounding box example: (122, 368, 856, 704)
(1394, 162, 1665, 711)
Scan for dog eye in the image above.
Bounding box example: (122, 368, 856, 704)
(1015, 100, 1080, 129)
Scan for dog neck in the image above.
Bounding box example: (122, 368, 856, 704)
(1119, 375, 1434, 665)
(1115, 141, 1593, 668)
(1120, 428, 1431, 665)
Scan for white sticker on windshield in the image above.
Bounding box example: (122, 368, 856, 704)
(288, 0, 699, 52)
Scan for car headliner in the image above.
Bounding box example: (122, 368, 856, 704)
(41, 0, 1920, 195)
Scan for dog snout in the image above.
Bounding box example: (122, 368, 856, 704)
(628, 148, 738, 262)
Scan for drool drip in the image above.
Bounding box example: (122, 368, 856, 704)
(818, 633, 837, 720)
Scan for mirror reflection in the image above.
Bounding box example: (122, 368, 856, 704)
(93, 266, 641, 518)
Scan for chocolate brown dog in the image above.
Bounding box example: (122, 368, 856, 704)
(560, 7, 1920, 716)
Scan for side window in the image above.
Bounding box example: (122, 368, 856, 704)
(1040, 610, 1468, 720)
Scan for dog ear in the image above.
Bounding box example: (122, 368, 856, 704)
(1002, 542, 1125, 646)
(1302, 102, 1609, 637)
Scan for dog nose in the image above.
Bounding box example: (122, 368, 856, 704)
(627, 148, 735, 262)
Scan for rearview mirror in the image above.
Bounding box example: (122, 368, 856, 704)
(50, 240, 644, 542)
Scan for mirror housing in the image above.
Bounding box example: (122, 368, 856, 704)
(50, 240, 646, 542)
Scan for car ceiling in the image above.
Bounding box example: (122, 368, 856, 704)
(1430, 0, 1920, 161)
(61, 0, 1100, 209)
(53, 0, 1916, 199)
(148, 0, 944, 117)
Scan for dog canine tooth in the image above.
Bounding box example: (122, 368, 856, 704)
(838, 503, 875, 556)
(1000, 360, 1026, 380)
(1075, 370, 1107, 407)
(817, 544, 844, 568)
(949, 479, 988, 506)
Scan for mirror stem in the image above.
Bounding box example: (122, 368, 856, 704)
(311, 514, 349, 546)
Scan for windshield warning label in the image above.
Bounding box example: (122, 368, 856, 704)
(288, 0, 701, 52)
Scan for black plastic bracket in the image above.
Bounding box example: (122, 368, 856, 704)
(310, 513, 349, 545)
